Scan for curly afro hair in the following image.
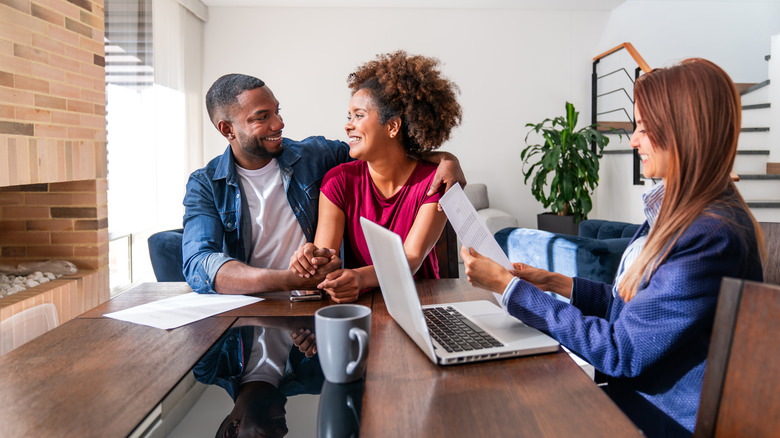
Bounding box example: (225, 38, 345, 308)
(347, 51, 462, 155)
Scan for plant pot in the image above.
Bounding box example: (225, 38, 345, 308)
(537, 213, 579, 236)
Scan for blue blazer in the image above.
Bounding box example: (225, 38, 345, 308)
(503, 205, 763, 436)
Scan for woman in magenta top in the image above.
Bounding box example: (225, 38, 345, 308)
(289, 51, 463, 303)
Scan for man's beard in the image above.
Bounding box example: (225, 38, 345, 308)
(237, 130, 283, 160)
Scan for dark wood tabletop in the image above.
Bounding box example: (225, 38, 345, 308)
(360, 278, 643, 437)
(78, 282, 373, 318)
(78, 282, 195, 317)
(0, 316, 234, 438)
(1, 279, 642, 437)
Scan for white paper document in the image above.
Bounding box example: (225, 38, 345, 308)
(440, 183, 514, 270)
(104, 292, 263, 330)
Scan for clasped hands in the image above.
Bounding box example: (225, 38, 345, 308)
(289, 242, 361, 303)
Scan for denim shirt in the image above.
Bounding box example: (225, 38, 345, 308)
(182, 136, 350, 294)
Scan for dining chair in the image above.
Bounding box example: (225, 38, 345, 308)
(759, 222, 779, 285)
(434, 221, 459, 279)
(147, 228, 185, 282)
(694, 278, 780, 437)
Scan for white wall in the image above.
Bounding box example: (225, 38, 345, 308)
(602, 0, 780, 83)
(201, 1, 780, 228)
(202, 7, 608, 228)
(594, 0, 780, 223)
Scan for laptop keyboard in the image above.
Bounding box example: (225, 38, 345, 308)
(423, 306, 504, 353)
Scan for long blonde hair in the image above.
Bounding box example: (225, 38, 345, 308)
(618, 58, 764, 301)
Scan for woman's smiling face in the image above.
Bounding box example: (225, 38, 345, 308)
(630, 104, 671, 181)
(344, 89, 392, 160)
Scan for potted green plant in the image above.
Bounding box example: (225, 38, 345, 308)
(521, 101, 612, 235)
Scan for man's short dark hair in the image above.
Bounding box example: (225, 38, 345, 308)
(205, 74, 266, 125)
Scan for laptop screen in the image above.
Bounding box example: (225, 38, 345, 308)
(360, 216, 439, 362)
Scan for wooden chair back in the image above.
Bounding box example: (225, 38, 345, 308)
(759, 222, 780, 285)
(434, 221, 459, 278)
(694, 278, 780, 437)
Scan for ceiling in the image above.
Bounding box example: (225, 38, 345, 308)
(198, 0, 626, 9)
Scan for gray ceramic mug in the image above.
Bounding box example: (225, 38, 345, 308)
(315, 304, 371, 383)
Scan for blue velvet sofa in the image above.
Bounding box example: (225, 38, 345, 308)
(495, 219, 641, 286)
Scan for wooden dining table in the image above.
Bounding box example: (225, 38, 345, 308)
(0, 280, 642, 437)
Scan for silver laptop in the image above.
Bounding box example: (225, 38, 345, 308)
(360, 217, 559, 365)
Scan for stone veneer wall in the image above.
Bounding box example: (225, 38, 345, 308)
(0, 0, 109, 324)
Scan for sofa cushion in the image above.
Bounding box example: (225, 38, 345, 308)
(579, 219, 641, 240)
(480, 208, 519, 235)
(463, 183, 489, 211)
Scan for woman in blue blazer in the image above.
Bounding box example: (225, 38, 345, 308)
(460, 58, 764, 437)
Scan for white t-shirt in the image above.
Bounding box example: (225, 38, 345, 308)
(235, 160, 306, 270)
(241, 326, 294, 387)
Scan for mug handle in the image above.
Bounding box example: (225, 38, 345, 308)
(346, 327, 368, 375)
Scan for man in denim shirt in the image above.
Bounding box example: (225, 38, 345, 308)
(183, 74, 464, 294)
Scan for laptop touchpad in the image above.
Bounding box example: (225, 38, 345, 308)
(471, 312, 536, 341)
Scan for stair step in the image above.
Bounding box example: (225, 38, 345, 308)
(735, 83, 758, 94)
(746, 201, 780, 223)
(747, 200, 780, 208)
(734, 150, 770, 174)
(743, 103, 770, 110)
(741, 104, 772, 127)
(741, 82, 770, 105)
(741, 127, 770, 133)
(741, 79, 770, 95)
(602, 149, 633, 155)
(737, 150, 771, 155)
(738, 132, 770, 151)
(597, 121, 633, 135)
(735, 174, 780, 201)
(737, 173, 780, 180)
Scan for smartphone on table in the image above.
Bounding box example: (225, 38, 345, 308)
(290, 289, 324, 302)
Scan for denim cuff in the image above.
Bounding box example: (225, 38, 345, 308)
(205, 252, 234, 288)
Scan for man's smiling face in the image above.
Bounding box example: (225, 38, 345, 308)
(229, 85, 285, 168)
